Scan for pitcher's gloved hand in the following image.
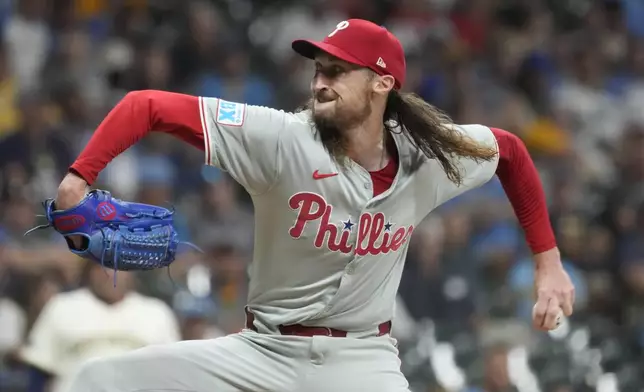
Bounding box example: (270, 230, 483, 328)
(26, 189, 198, 271)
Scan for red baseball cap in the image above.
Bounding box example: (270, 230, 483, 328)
(292, 19, 406, 89)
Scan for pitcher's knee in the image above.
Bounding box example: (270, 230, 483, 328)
(66, 356, 120, 392)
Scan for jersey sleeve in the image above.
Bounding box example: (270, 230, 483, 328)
(199, 98, 289, 195)
(432, 124, 500, 205)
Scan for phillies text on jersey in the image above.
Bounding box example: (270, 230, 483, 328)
(288, 192, 414, 255)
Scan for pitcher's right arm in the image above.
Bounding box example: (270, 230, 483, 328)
(66, 90, 289, 197)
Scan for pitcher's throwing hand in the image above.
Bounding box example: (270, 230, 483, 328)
(532, 249, 575, 331)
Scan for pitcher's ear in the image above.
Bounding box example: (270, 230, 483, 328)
(373, 74, 395, 95)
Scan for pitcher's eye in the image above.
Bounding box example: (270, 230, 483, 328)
(315, 65, 345, 79)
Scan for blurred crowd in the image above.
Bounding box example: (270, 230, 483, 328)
(1, 0, 644, 391)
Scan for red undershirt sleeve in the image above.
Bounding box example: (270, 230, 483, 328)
(70, 90, 205, 185)
(490, 127, 557, 254)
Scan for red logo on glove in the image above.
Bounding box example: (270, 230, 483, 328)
(54, 215, 86, 231)
(96, 202, 117, 220)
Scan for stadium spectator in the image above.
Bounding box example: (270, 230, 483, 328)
(18, 263, 180, 392)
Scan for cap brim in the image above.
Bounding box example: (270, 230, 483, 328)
(292, 39, 368, 68)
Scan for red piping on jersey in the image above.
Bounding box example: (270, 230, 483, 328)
(70, 90, 555, 255)
(198, 96, 212, 165)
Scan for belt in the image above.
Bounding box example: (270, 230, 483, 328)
(244, 307, 391, 338)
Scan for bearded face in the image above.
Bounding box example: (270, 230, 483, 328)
(307, 54, 375, 159)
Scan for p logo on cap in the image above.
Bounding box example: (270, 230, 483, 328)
(328, 21, 350, 37)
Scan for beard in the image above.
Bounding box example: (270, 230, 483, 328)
(305, 88, 373, 162)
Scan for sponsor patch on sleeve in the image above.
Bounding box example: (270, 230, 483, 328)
(215, 100, 246, 127)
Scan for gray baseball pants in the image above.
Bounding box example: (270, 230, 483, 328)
(62, 330, 410, 392)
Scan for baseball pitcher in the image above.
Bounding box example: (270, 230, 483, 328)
(30, 19, 574, 392)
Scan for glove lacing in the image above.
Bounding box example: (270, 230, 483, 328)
(23, 200, 54, 236)
(99, 225, 174, 286)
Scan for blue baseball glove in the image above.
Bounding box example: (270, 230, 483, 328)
(26, 189, 198, 271)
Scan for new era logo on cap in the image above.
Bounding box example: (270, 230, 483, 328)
(291, 19, 406, 89)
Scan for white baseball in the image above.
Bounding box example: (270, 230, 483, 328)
(554, 311, 563, 328)
(533, 305, 564, 330)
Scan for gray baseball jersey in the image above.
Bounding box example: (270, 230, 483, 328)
(198, 97, 499, 332)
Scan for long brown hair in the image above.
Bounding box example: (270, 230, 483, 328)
(385, 91, 498, 185)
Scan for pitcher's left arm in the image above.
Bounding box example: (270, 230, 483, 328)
(490, 127, 574, 331)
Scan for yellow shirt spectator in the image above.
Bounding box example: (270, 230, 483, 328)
(0, 76, 20, 138)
